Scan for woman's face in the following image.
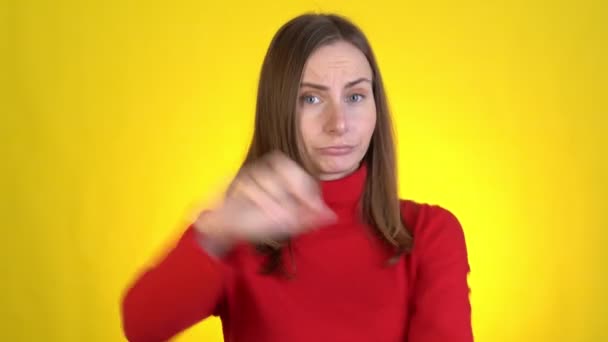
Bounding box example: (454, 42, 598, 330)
(298, 41, 376, 181)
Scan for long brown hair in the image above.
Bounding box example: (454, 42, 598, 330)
(243, 13, 413, 275)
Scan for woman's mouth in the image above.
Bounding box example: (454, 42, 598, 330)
(317, 145, 354, 156)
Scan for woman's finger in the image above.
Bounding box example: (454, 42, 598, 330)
(266, 151, 325, 213)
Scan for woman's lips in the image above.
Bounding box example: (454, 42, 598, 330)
(317, 145, 354, 156)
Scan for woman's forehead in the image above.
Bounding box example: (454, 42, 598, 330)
(301, 42, 373, 85)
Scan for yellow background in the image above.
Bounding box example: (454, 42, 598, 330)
(1, 0, 606, 341)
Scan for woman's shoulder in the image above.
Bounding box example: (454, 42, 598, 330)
(399, 199, 466, 243)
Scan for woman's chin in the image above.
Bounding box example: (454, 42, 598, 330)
(316, 161, 360, 180)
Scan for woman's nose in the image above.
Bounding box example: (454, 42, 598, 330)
(323, 103, 347, 135)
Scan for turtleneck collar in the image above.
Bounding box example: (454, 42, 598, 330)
(319, 163, 367, 212)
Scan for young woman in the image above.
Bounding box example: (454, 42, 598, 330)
(122, 13, 473, 342)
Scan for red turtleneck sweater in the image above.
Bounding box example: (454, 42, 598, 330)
(121, 166, 473, 341)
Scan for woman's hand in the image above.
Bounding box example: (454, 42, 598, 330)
(194, 151, 336, 251)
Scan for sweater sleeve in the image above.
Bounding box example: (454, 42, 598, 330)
(121, 225, 226, 342)
(407, 206, 473, 342)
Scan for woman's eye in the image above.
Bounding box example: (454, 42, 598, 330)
(347, 94, 365, 103)
(301, 95, 320, 104)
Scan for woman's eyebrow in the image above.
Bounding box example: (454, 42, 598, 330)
(344, 77, 372, 89)
(300, 82, 329, 91)
(300, 77, 372, 91)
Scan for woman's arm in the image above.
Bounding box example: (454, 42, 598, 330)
(121, 152, 332, 341)
(121, 225, 227, 342)
(407, 206, 474, 342)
